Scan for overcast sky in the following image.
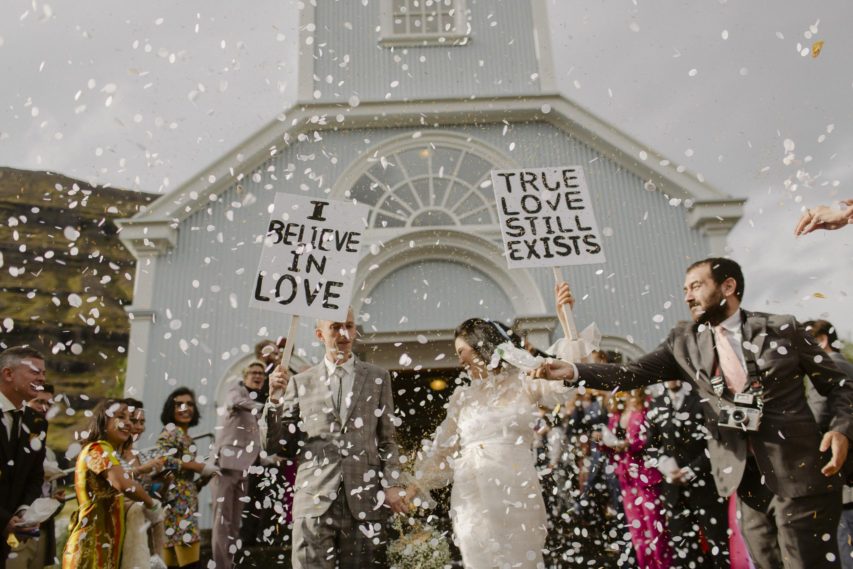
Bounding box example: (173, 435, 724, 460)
(1, 0, 851, 338)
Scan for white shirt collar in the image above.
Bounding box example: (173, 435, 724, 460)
(717, 310, 742, 333)
(0, 390, 22, 414)
(324, 354, 355, 377)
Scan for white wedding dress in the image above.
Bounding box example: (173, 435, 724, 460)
(411, 366, 573, 569)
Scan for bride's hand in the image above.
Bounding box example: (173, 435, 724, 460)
(530, 359, 576, 382)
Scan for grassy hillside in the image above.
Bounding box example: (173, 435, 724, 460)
(0, 167, 153, 448)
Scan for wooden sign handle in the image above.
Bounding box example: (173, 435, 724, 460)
(279, 315, 300, 372)
(552, 267, 578, 341)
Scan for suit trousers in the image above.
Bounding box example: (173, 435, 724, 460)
(292, 487, 387, 569)
(738, 458, 842, 569)
(212, 468, 249, 569)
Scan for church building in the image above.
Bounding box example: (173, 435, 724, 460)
(118, 0, 742, 459)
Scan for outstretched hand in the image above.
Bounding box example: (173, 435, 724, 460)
(820, 431, 849, 477)
(795, 200, 853, 236)
(530, 359, 576, 382)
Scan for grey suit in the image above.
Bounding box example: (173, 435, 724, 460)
(211, 380, 264, 569)
(264, 358, 402, 568)
(575, 311, 853, 568)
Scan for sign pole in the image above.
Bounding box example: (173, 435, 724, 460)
(552, 266, 578, 341)
(280, 315, 300, 372)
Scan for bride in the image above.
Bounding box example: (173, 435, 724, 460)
(405, 318, 573, 569)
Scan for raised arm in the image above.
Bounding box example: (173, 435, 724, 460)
(226, 381, 265, 414)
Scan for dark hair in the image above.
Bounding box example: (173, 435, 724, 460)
(160, 387, 200, 427)
(687, 257, 745, 301)
(124, 397, 144, 411)
(83, 398, 127, 445)
(808, 319, 839, 351)
(454, 318, 510, 370)
(0, 346, 45, 372)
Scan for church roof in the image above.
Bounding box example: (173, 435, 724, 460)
(119, 92, 743, 244)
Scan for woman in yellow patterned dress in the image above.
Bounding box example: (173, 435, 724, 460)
(62, 399, 164, 569)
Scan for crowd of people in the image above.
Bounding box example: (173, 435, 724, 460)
(1, 251, 852, 569)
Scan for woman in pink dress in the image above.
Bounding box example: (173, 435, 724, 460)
(605, 389, 672, 569)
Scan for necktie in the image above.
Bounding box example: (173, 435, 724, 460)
(332, 367, 345, 414)
(10, 409, 22, 447)
(714, 326, 747, 393)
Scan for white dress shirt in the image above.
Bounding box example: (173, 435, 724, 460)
(324, 355, 355, 415)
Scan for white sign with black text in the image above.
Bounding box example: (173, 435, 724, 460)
(491, 166, 606, 269)
(250, 193, 369, 320)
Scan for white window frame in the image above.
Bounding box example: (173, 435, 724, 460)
(379, 0, 470, 47)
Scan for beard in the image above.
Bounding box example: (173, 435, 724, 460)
(691, 289, 730, 325)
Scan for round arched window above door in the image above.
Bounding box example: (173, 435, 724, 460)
(346, 141, 502, 229)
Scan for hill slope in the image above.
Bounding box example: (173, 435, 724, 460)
(0, 166, 153, 446)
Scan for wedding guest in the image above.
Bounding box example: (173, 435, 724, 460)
(121, 399, 165, 480)
(211, 362, 267, 569)
(804, 320, 853, 569)
(62, 399, 163, 569)
(156, 388, 218, 569)
(1, 346, 48, 566)
(242, 337, 296, 551)
(120, 398, 166, 569)
(646, 380, 729, 568)
(8, 385, 63, 569)
(605, 389, 672, 569)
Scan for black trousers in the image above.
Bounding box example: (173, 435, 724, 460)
(665, 485, 730, 569)
(738, 458, 842, 569)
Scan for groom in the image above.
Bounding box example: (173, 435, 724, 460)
(264, 307, 408, 569)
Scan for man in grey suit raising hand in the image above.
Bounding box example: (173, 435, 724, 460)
(538, 258, 853, 568)
(264, 307, 408, 569)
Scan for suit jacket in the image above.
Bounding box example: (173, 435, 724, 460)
(263, 358, 402, 521)
(576, 310, 853, 499)
(0, 406, 47, 547)
(646, 389, 718, 506)
(213, 381, 264, 472)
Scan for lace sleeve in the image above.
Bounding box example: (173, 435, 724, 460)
(408, 388, 464, 495)
(524, 376, 575, 409)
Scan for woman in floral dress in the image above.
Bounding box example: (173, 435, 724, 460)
(62, 399, 163, 569)
(156, 388, 217, 569)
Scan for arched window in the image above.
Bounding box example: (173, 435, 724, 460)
(347, 143, 499, 229)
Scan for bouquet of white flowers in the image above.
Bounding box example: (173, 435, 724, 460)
(387, 514, 452, 569)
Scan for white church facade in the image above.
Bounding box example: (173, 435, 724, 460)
(118, 0, 743, 447)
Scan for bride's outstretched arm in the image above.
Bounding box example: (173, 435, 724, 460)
(406, 388, 464, 502)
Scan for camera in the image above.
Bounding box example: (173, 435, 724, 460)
(718, 393, 761, 432)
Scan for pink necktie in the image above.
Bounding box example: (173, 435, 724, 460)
(714, 326, 747, 393)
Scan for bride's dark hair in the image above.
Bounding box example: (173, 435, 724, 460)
(455, 318, 513, 369)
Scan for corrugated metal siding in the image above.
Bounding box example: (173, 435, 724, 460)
(312, 0, 542, 103)
(142, 122, 709, 434)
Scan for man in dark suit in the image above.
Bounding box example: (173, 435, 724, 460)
(538, 258, 853, 568)
(0, 346, 48, 568)
(263, 307, 407, 569)
(647, 380, 729, 568)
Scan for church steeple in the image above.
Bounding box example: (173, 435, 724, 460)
(296, 0, 556, 104)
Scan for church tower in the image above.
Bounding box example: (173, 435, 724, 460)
(297, 0, 556, 104)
